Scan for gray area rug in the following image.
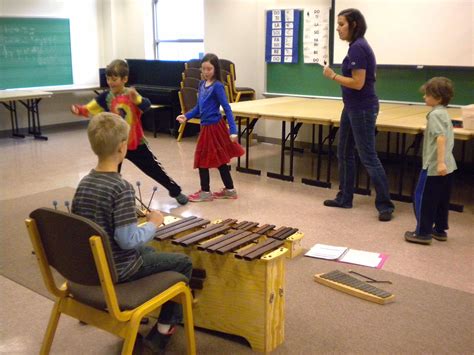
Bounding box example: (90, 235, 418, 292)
(1, 188, 473, 353)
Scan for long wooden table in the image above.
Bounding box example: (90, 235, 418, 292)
(0, 90, 53, 140)
(229, 97, 472, 210)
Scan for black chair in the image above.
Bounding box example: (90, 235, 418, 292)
(219, 59, 255, 102)
(181, 77, 200, 90)
(182, 68, 202, 81)
(185, 59, 201, 69)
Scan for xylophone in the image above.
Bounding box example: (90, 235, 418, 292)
(149, 215, 304, 352)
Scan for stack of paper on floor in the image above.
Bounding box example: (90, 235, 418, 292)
(304, 243, 388, 269)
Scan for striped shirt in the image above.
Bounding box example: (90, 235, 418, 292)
(71, 170, 143, 281)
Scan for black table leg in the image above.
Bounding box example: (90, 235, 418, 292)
(236, 117, 261, 175)
(2, 101, 25, 138)
(302, 124, 332, 188)
(267, 120, 294, 181)
(20, 99, 48, 140)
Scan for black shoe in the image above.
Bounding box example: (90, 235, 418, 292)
(144, 325, 176, 352)
(432, 231, 448, 241)
(378, 211, 393, 222)
(404, 231, 432, 245)
(175, 193, 189, 205)
(323, 199, 352, 208)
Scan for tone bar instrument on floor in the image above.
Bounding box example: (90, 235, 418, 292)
(314, 270, 395, 305)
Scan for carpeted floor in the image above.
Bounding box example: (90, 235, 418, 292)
(1, 187, 473, 353)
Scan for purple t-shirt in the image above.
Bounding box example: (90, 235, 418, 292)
(341, 37, 379, 110)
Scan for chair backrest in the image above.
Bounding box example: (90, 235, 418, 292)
(29, 208, 118, 285)
(219, 59, 236, 81)
(179, 87, 198, 114)
(182, 68, 202, 80)
(185, 58, 201, 69)
(220, 70, 233, 102)
(181, 76, 200, 90)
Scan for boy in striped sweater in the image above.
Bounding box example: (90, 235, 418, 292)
(72, 112, 192, 350)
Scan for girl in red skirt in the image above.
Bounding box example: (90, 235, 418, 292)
(176, 53, 245, 202)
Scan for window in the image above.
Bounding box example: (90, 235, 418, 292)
(153, 0, 204, 60)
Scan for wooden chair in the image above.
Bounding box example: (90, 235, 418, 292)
(182, 68, 202, 81)
(25, 208, 196, 355)
(220, 68, 253, 141)
(220, 70, 232, 102)
(181, 76, 200, 90)
(177, 87, 199, 142)
(219, 58, 255, 102)
(185, 59, 201, 69)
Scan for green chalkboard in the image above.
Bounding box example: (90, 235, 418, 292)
(0, 17, 73, 89)
(267, 14, 474, 106)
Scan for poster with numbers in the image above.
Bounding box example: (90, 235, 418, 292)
(303, 7, 330, 64)
(265, 9, 301, 64)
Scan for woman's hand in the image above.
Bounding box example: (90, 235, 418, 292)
(323, 65, 336, 79)
(230, 134, 238, 142)
(176, 115, 187, 124)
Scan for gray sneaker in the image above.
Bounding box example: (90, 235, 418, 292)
(175, 193, 189, 205)
(212, 188, 238, 199)
(188, 190, 213, 202)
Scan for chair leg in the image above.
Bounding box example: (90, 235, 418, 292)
(181, 289, 196, 355)
(177, 122, 186, 142)
(40, 300, 62, 355)
(121, 316, 141, 355)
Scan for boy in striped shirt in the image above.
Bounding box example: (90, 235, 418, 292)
(72, 112, 192, 350)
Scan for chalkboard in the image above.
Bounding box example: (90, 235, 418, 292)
(266, 11, 474, 106)
(0, 17, 73, 89)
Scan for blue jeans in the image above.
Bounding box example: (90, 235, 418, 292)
(335, 105, 394, 213)
(125, 246, 193, 325)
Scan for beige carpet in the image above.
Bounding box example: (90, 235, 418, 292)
(1, 188, 473, 353)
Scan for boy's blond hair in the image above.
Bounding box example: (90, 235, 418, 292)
(420, 77, 454, 106)
(87, 112, 129, 157)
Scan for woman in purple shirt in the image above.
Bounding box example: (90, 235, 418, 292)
(322, 8, 394, 221)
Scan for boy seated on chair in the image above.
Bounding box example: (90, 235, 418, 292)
(71, 112, 192, 351)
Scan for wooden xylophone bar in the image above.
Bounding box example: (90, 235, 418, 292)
(172, 222, 233, 247)
(154, 216, 210, 240)
(267, 226, 299, 240)
(235, 238, 285, 261)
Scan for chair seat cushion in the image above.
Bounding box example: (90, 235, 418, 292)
(69, 271, 188, 310)
(236, 87, 255, 92)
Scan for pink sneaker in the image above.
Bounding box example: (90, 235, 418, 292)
(212, 188, 238, 199)
(188, 190, 213, 202)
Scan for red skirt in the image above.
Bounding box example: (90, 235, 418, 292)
(194, 119, 245, 169)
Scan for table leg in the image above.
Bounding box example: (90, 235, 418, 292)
(236, 117, 261, 176)
(302, 124, 331, 188)
(390, 133, 411, 202)
(267, 120, 294, 181)
(19, 99, 48, 140)
(2, 101, 25, 138)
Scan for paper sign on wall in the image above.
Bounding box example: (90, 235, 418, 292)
(265, 9, 301, 64)
(303, 7, 330, 65)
